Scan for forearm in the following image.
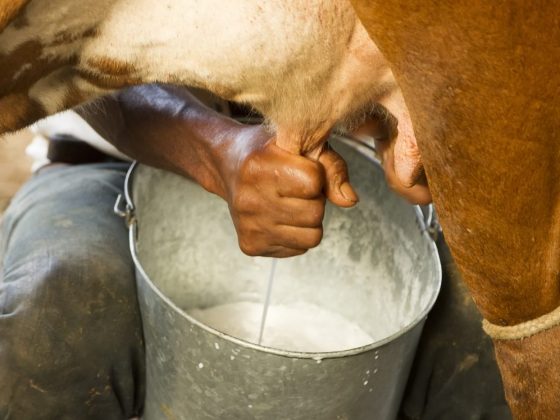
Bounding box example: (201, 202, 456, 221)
(76, 85, 238, 198)
(76, 84, 356, 260)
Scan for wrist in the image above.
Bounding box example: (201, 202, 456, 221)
(193, 119, 242, 200)
(113, 85, 239, 198)
(212, 124, 272, 201)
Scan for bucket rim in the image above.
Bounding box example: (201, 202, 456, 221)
(125, 136, 442, 360)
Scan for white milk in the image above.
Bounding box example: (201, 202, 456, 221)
(189, 301, 374, 352)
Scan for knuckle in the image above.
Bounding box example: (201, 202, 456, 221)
(232, 192, 257, 212)
(237, 224, 265, 256)
(238, 239, 260, 256)
(240, 158, 262, 180)
(306, 167, 324, 194)
(305, 202, 325, 226)
(285, 249, 307, 258)
(312, 200, 326, 219)
(299, 175, 322, 198)
(289, 163, 323, 197)
(306, 228, 323, 248)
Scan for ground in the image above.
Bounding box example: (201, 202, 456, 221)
(0, 130, 32, 212)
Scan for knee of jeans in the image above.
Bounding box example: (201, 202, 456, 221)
(1, 249, 139, 364)
(1, 246, 136, 320)
(0, 238, 143, 418)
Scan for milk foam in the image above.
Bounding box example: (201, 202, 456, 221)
(190, 301, 374, 352)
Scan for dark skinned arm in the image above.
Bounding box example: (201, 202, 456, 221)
(76, 84, 358, 257)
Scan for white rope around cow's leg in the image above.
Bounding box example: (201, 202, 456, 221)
(483, 304, 560, 340)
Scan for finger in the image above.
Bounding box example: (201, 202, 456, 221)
(272, 197, 326, 228)
(273, 225, 324, 250)
(269, 152, 325, 199)
(238, 240, 307, 258)
(232, 191, 325, 228)
(235, 220, 322, 256)
(250, 143, 325, 199)
(261, 246, 308, 258)
(318, 147, 359, 207)
(246, 142, 326, 199)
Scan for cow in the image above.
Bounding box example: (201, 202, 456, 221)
(351, 1, 560, 418)
(1, 0, 558, 418)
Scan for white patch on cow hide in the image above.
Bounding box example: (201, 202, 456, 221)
(12, 63, 32, 81)
(0, 0, 111, 55)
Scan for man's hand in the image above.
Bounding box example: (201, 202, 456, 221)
(220, 125, 358, 258)
(78, 85, 357, 258)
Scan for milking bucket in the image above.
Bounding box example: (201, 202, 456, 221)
(120, 135, 441, 420)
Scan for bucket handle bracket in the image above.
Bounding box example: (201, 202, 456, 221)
(114, 193, 136, 227)
(421, 204, 441, 241)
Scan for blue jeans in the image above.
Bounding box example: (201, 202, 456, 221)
(0, 163, 144, 419)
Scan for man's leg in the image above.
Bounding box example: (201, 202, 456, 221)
(0, 163, 144, 420)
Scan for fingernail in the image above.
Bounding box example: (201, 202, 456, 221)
(340, 182, 359, 202)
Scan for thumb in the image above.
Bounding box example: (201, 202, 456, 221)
(318, 147, 359, 208)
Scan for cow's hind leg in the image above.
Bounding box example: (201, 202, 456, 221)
(352, 1, 560, 417)
(400, 239, 511, 419)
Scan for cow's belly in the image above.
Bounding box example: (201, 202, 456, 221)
(83, 0, 393, 153)
(1, 0, 399, 149)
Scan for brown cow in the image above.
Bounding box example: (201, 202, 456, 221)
(1, 0, 558, 417)
(351, 1, 560, 418)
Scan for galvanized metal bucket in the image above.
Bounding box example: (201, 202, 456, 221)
(120, 135, 441, 420)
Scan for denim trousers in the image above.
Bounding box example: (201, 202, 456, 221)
(0, 163, 144, 420)
(0, 162, 510, 419)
